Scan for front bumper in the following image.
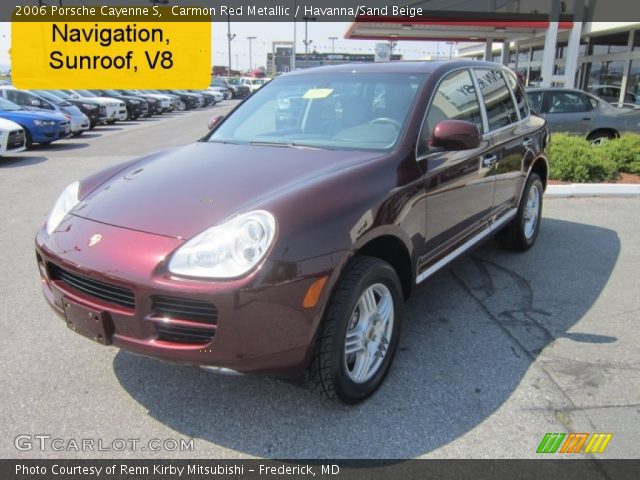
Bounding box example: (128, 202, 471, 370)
(70, 115, 90, 133)
(35, 216, 337, 376)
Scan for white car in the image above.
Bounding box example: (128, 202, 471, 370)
(240, 77, 267, 93)
(135, 90, 173, 112)
(62, 90, 126, 123)
(0, 117, 26, 156)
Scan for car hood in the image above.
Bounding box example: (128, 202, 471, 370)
(0, 117, 22, 130)
(81, 97, 120, 107)
(0, 110, 66, 121)
(72, 141, 382, 239)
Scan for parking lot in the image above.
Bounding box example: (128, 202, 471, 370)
(1, 102, 639, 459)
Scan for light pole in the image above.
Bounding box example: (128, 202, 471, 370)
(227, 16, 236, 76)
(292, 0, 297, 71)
(446, 42, 454, 60)
(303, 17, 315, 68)
(329, 36, 338, 54)
(247, 36, 256, 71)
(388, 40, 397, 60)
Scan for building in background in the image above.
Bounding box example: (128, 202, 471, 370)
(267, 48, 402, 75)
(346, 3, 640, 105)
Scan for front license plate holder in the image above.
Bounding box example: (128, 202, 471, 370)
(63, 298, 113, 345)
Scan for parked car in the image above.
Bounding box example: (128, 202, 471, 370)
(43, 90, 106, 128)
(115, 90, 163, 116)
(211, 77, 238, 99)
(190, 89, 221, 106)
(240, 77, 267, 93)
(36, 61, 548, 403)
(527, 87, 640, 143)
(146, 89, 181, 110)
(32, 90, 98, 133)
(161, 90, 200, 110)
(60, 90, 126, 124)
(0, 87, 89, 136)
(0, 97, 69, 147)
(207, 85, 231, 100)
(219, 77, 251, 98)
(0, 117, 27, 155)
(89, 90, 148, 120)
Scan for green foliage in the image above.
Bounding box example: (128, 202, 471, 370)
(549, 134, 618, 183)
(599, 134, 640, 175)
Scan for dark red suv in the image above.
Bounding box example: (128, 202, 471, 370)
(36, 61, 548, 403)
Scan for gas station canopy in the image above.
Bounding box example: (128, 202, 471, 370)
(345, 16, 574, 43)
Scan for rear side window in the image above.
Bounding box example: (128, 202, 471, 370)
(474, 69, 519, 131)
(419, 69, 483, 156)
(548, 91, 588, 113)
(527, 91, 544, 113)
(504, 70, 529, 119)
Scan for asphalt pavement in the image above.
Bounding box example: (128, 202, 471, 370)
(1, 102, 639, 460)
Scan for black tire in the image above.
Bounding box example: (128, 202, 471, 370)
(497, 173, 543, 251)
(309, 255, 403, 404)
(587, 131, 616, 145)
(24, 130, 33, 149)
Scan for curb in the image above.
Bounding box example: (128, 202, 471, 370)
(545, 184, 640, 198)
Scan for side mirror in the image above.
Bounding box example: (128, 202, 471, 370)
(207, 114, 224, 130)
(30, 99, 41, 107)
(429, 119, 481, 151)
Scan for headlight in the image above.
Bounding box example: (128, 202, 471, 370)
(81, 103, 97, 110)
(33, 120, 57, 127)
(46, 181, 80, 235)
(168, 210, 276, 279)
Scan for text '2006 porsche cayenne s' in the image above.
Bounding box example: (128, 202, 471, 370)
(36, 61, 549, 403)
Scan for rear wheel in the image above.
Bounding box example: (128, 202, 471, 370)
(497, 173, 543, 251)
(588, 131, 616, 145)
(309, 255, 403, 403)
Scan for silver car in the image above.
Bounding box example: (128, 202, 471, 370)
(526, 87, 640, 143)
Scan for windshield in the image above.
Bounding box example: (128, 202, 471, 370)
(0, 97, 22, 111)
(49, 90, 71, 100)
(33, 90, 68, 106)
(74, 89, 95, 98)
(209, 72, 425, 150)
(103, 89, 121, 97)
(227, 78, 241, 85)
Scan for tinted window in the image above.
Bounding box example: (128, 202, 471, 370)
(548, 91, 588, 113)
(474, 69, 519, 131)
(527, 91, 544, 113)
(504, 70, 529, 118)
(419, 69, 483, 155)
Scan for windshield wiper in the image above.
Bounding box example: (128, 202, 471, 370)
(249, 141, 330, 150)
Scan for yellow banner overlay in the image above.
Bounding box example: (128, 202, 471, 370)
(11, 8, 211, 89)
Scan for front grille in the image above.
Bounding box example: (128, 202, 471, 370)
(156, 324, 215, 344)
(151, 296, 217, 325)
(49, 264, 135, 309)
(8, 130, 24, 148)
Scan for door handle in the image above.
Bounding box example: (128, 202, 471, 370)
(483, 154, 498, 168)
(582, 117, 592, 121)
(522, 137, 533, 147)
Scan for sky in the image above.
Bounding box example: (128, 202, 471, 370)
(0, 21, 456, 71)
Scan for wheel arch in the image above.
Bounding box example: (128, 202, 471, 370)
(352, 234, 414, 301)
(587, 128, 619, 142)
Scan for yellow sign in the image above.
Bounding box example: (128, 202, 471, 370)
(11, 9, 211, 89)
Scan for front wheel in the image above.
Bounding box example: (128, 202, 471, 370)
(497, 173, 543, 251)
(309, 255, 403, 403)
